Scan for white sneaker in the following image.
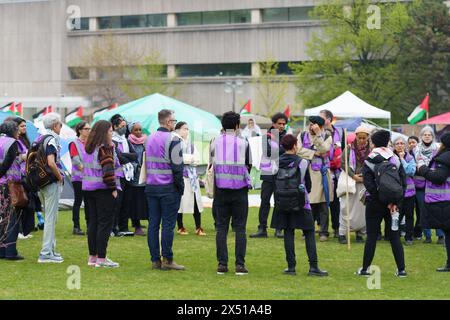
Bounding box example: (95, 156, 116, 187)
(18, 233, 32, 240)
(38, 255, 64, 264)
(95, 257, 119, 268)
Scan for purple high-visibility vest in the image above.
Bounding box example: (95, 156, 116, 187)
(328, 127, 341, 162)
(214, 133, 251, 190)
(0, 136, 22, 184)
(17, 139, 27, 176)
(299, 158, 311, 210)
(145, 130, 174, 186)
(404, 153, 416, 198)
(414, 149, 438, 189)
(82, 146, 121, 191)
(70, 139, 86, 182)
(302, 132, 330, 171)
(425, 162, 450, 204)
(260, 132, 280, 177)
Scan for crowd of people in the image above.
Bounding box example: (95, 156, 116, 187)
(0, 108, 449, 277)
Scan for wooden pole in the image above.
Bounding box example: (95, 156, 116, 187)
(344, 128, 351, 251)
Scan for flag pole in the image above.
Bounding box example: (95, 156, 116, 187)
(344, 128, 351, 251)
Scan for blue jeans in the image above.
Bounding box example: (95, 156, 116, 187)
(146, 191, 181, 262)
(416, 189, 444, 239)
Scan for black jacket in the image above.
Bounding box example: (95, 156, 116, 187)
(362, 154, 407, 206)
(418, 149, 450, 230)
(261, 127, 287, 182)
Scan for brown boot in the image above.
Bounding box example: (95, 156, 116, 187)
(162, 257, 185, 271)
(152, 260, 162, 270)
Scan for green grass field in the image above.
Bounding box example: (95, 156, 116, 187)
(1, 205, 450, 300)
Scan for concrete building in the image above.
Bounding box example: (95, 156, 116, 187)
(1, 0, 447, 118)
(0, 0, 325, 118)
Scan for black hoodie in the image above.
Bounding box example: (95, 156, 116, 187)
(278, 153, 312, 193)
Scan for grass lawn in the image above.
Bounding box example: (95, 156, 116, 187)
(1, 204, 450, 300)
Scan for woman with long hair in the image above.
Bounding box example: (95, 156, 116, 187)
(83, 120, 121, 268)
(69, 121, 91, 236)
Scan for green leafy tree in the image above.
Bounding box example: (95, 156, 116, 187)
(291, 0, 412, 122)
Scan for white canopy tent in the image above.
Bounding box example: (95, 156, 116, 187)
(303, 91, 392, 130)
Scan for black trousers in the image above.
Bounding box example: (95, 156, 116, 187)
(258, 181, 275, 230)
(215, 188, 248, 266)
(85, 189, 116, 259)
(113, 179, 130, 232)
(177, 197, 201, 229)
(399, 196, 415, 241)
(312, 202, 329, 236)
(284, 229, 318, 270)
(413, 196, 423, 238)
(330, 173, 340, 232)
(72, 181, 89, 229)
(363, 198, 405, 271)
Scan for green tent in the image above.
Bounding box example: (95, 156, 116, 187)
(93, 93, 222, 165)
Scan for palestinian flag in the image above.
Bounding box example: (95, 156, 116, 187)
(33, 106, 53, 120)
(15, 103, 23, 116)
(93, 103, 118, 119)
(1, 102, 16, 114)
(407, 94, 429, 124)
(65, 106, 83, 127)
(240, 100, 251, 115)
(284, 105, 292, 133)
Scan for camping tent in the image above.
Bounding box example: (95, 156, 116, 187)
(303, 91, 392, 130)
(418, 112, 450, 125)
(93, 93, 222, 164)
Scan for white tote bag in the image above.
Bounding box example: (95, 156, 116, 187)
(336, 170, 356, 198)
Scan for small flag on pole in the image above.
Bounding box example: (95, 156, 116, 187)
(15, 103, 23, 116)
(240, 100, 251, 115)
(1, 102, 16, 114)
(33, 106, 53, 120)
(284, 105, 293, 133)
(65, 106, 84, 127)
(407, 94, 429, 124)
(93, 103, 118, 119)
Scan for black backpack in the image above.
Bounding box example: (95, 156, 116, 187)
(26, 135, 55, 192)
(275, 158, 305, 213)
(366, 159, 403, 205)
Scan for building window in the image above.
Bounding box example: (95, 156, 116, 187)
(69, 17, 89, 31)
(98, 14, 167, 30)
(177, 10, 251, 26)
(262, 7, 314, 22)
(177, 63, 251, 77)
(69, 67, 89, 80)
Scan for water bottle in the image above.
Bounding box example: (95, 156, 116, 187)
(391, 210, 400, 231)
(37, 212, 45, 226)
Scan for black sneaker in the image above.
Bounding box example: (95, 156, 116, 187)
(437, 237, 445, 245)
(355, 268, 372, 277)
(5, 255, 24, 261)
(235, 265, 249, 276)
(395, 270, 407, 278)
(423, 238, 432, 244)
(73, 228, 85, 236)
(217, 264, 228, 275)
(338, 235, 347, 244)
(355, 235, 365, 243)
(308, 267, 328, 277)
(436, 265, 450, 272)
(283, 268, 296, 276)
(250, 228, 268, 238)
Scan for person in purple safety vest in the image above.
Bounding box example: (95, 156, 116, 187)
(0, 121, 25, 261)
(297, 116, 333, 242)
(213, 111, 252, 276)
(145, 109, 185, 271)
(83, 120, 121, 268)
(357, 130, 407, 278)
(414, 126, 445, 244)
(393, 136, 416, 246)
(418, 132, 450, 272)
(250, 112, 287, 239)
(320, 109, 342, 239)
(69, 121, 91, 236)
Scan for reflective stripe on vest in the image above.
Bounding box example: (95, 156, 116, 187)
(302, 132, 330, 171)
(425, 162, 450, 203)
(214, 134, 251, 190)
(82, 147, 121, 191)
(260, 136, 279, 176)
(145, 131, 174, 185)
